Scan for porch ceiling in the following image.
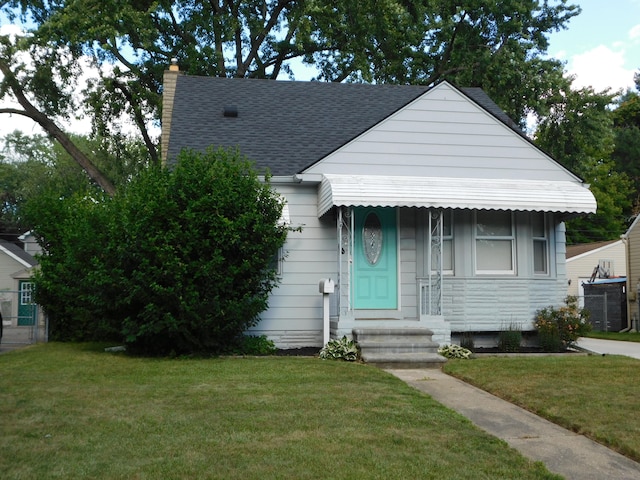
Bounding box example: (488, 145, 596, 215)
(317, 174, 597, 217)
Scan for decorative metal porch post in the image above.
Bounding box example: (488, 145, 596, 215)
(427, 209, 443, 316)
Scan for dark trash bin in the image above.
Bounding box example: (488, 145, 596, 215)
(583, 278, 627, 332)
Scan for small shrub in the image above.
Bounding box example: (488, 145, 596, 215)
(498, 323, 522, 352)
(438, 344, 472, 359)
(319, 336, 359, 361)
(460, 332, 475, 351)
(534, 296, 591, 352)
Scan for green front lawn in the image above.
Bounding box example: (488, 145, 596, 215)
(0, 343, 558, 479)
(445, 354, 640, 462)
(584, 331, 640, 342)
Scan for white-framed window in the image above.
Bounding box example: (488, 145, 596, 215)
(475, 210, 515, 274)
(431, 210, 454, 273)
(270, 247, 284, 275)
(532, 212, 548, 275)
(20, 282, 34, 304)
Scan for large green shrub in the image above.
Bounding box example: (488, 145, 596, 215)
(25, 187, 123, 341)
(534, 296, 591, 352)
(26, 147, 290, 354)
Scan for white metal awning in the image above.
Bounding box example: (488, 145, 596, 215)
(318, 174, 597, 217)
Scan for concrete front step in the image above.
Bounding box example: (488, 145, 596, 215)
(360, 352, 447, 369)
(353, 328, 446, 368)
(352, 328, 437, 342)
(356, 340, 440, 354)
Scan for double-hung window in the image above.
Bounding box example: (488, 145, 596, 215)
(532, 213, 548, 275)
(441, 211, 454, 273)
(475, 211, 515, 274)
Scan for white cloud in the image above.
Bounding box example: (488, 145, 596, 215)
(0, 24, 23, 37)
(566, 45, 635, 93)
(629, 24, 640, 40)
(553, 49, 568, 61)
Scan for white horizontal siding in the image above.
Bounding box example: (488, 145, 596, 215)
(399, 210, 418, 318)
(257, 183, 336, 346)
(310, 160, 569, 180)
(378, 118, 511, 135)
(443, 277, 564, 332)
(343, 132, 533, 151)
(304, 82, 581, 183)
(0, 255, 29, 290)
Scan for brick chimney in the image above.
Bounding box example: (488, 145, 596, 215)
(161, 58, 181, 165)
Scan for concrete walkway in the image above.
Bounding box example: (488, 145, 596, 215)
(576, 337, 640, 359)
(386, 367, 640, 479)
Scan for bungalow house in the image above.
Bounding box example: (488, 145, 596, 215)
(161, 66, 596, 362)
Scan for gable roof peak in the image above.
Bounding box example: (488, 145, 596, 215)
(165, 76, 530, 176)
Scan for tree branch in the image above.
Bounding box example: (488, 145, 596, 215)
(225, 0, 243, 76)
(210, 0, 228, 76)
(268, 16, 299, 79)
(0, 59, 116, 195)
(0, 107, 32, 116)
(239, 0, 292, 77)
(112, 80, 159, 165)
(104, 37, 139, 74)
(424, 12, 468, 85)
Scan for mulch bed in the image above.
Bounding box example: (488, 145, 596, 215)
(273, 346, 582, 357)
(275, 347, 321, 357)
(472, 347, 581, 355)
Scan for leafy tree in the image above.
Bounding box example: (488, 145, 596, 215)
(0, 0, 580, 186)
(0, 131, 151, 240)
(611, 77, 640, 212)
(535, 84, 633, 243)
(24, 188, 121, 340)
(0, 160, 24, 238)
(24, 147, 290, 354)
(0, 132, 66, 240)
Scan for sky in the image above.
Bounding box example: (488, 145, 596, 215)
(546, 0, 640, 93)
(1, 0, 639, 139)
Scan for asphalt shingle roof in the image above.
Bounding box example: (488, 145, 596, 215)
(166, 76, 523, 176)
(566, 240, 620, 259)
(0, 239, 37, 267)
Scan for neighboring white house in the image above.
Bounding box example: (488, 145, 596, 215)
(0, 239, 44, 342)
(161, 69, 597, 355)
(566, 240, 626, 304)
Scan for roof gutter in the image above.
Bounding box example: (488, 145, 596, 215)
(293, 173, 323, 183)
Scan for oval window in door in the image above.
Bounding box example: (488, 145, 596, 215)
(363, 212, 383, 265)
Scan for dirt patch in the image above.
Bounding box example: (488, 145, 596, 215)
(275, 347, 321, 357)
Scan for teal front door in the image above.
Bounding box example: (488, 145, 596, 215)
(353, 207, 398, 309)
(18, 280, 37, 326)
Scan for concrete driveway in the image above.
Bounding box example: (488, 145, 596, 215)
(576, 337, 640, 360)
